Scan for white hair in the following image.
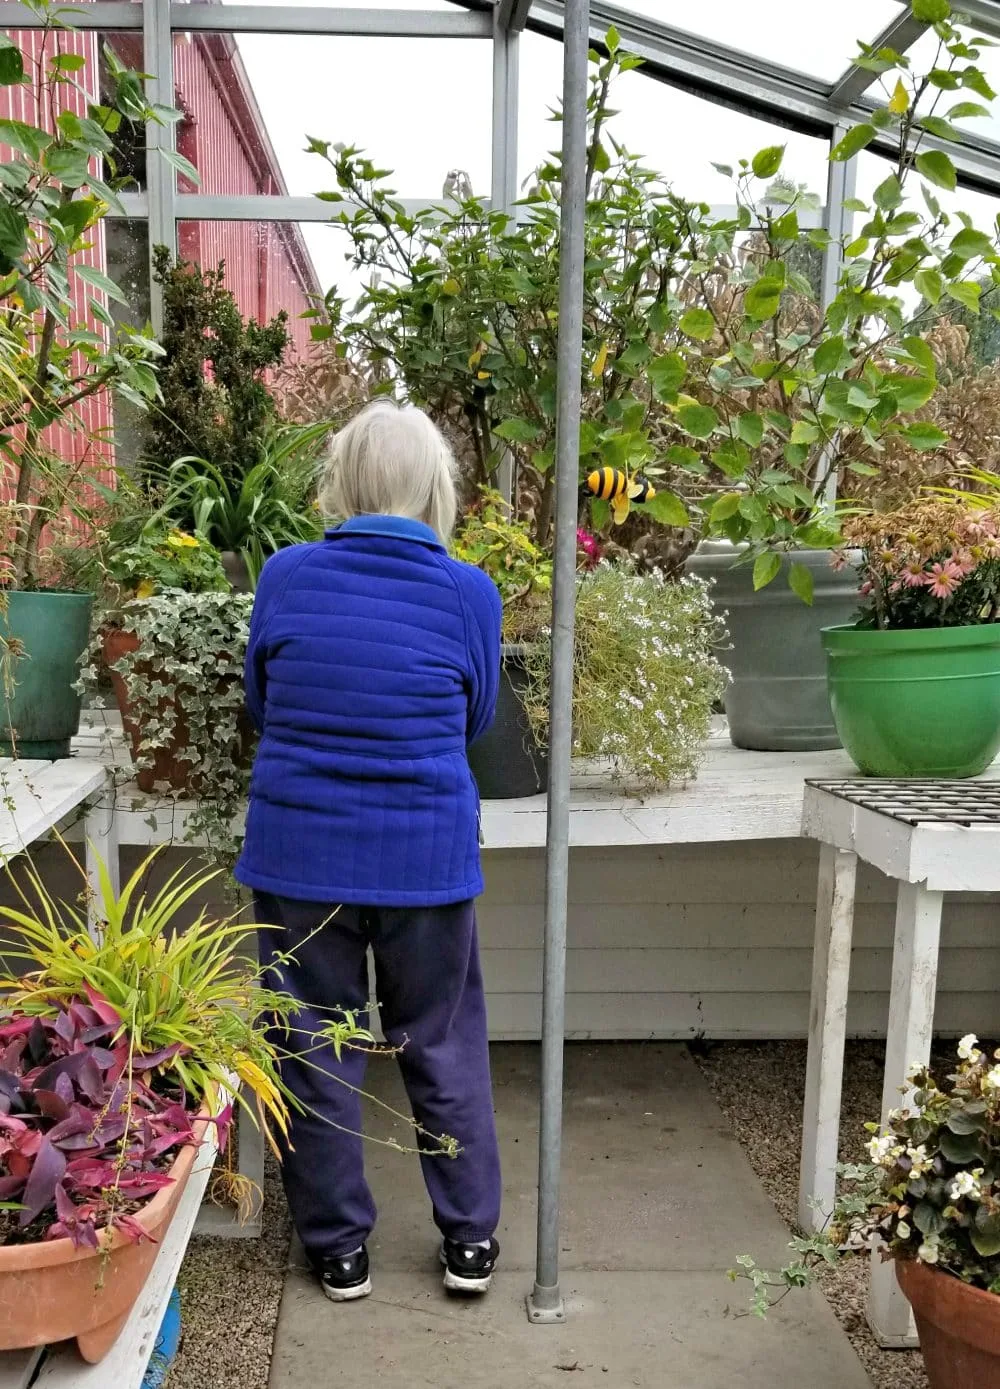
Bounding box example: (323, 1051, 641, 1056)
(318, 400, 458, 543)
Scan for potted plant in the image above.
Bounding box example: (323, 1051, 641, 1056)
(0, 8, 189, 758)
(681, 0, 1000, 749)
(152, 419, 332, 592)
(452, 489, 552, 798)
(823, 494, 1000, 776)
(734, 1036, 1000, 1389)
(84, 591, 255, 863)
(0, 850, 297, 1361)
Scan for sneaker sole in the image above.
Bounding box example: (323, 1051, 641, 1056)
(322, 1276, 372, 1303)
(443, 1267, 493, 1294)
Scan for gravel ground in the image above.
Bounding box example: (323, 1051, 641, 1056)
(695, 1039, 940, 1389)
(166, 1152, 291, 1389)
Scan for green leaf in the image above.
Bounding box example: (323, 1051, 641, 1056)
(712, 439, 751, 478)
(948, 100, 991, 119)
(648, 352, 686, 400)
(873, 173, 903, 211)
(962, 67, 997, 101)
(678, 307, 716, 342)
(947, 1108, 986, 1135)
(676, 403, 719, 439)
(901, 421, 948, 451)
(830, 124, 876, 161)
(946, 279, 982, 312)
(882, 372, 936, 411)
(494, 418, 542, 444)
(605, 23, 620, 52)
(0, 37, 24, 86)
(916, 149, 957, 191)
(645, 490, 689, 527)
(913, 1200, 947, 1237)
(43, 146, 90, 188)
(51, 52, 87, 73)
(709, 493, 741, 523)
(736, 411, 764, 448)
(788, 562, 815, 605)
(920, 115, 961, 141)
(744, 278, 783, 321)
(751, 145, 785, 179)
(752, 551, 781, 590)
(914, 267, 944, 304)
(813, 336, 846, 374)
(159, 147, 202, 186)
(74, 263, 128, 306)
(0, 205, 27, 263)
(911, 0, 951, 18)
(0, 119, 49, 161)
(972, 1207, 1000, 1258)
(902, 334, 938, 372)
(790, 419, 820, 445)
(951, 226, 994, 259)
(665, 444, 704, 471)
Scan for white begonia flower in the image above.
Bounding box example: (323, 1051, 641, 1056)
(985, 1065, 1000, 1091)
(868, 1134, 895, 1165)
(906, 1145, 931, 1178)
(949, 1168, 983, 1201)
(896, 1221, 911, 1241)
(918, 1241, 940, 1264)
(958, 1034, 982, 1062)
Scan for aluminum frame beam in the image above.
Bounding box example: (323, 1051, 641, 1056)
(0, 1, 141, 25)
(144, 0, 175, 332)
(497, 0, 534, 32)
(828, 7, 927, 108)
(168, 5, 492, 37)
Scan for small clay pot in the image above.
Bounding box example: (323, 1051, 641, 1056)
(0, 1116, 208, 1362)
(897, 1257, 1000, 1388)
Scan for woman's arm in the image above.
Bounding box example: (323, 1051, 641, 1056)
(244, 548, 305, 732)
(461, 568, 503, 747)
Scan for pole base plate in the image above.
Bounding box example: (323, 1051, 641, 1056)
(526, 1288, 566, 1324)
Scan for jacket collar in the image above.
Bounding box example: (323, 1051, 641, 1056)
(326, 514, 444, 551)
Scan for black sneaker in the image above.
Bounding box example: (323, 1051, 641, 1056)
(440, 1237, 499, 1294)
(319, 1245, 372, 1302)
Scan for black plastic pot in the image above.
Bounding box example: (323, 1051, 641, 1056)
(468, 644, 548, 799)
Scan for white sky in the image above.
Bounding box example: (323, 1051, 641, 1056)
(213, 0, 1000, 303)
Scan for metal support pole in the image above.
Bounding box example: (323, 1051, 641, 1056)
(527, 0, 588, 1329)
(143, 0, 176, 335)
(492, 12, 520, 505)
(819, 123, 857, 507)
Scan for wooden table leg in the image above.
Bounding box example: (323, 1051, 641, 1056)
(799, 844, 858, 1232)
(868, 879, 943, 1348)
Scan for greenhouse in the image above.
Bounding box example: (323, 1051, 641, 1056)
(4, 0, 1000, 1386)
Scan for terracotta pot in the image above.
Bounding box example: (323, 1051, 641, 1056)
(897, 1257, 1000, 1388)
(103, 627, 254, 795)
(0, 1116, 207, 1362)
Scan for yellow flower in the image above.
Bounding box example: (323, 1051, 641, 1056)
(135, 579, 156, 599)
(166, 529, 199, 549)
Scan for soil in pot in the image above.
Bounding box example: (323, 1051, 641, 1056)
(897, 1256, 1000, 1389)
(0, 1116, 207, 1362)
(685, 542, 859, 752)
(103, 628, 254, 794)
(0, 590, 93, 759)
(823, 622, 1000, 777)
(467, 644, 547, 799)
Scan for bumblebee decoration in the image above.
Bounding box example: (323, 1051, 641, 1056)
(585, 468, 657, 525)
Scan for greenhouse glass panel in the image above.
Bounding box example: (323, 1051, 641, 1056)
(207, 0, 458, 7)
(172, 33, 491, 198)
(519, 31, 829, 199)
(612, 0, 906, 80)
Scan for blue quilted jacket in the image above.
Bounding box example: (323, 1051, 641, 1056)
(235, 514, 502, 906)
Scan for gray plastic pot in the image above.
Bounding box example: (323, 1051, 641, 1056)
(467, 644, 547, 799)
(685, 541, 859, 752)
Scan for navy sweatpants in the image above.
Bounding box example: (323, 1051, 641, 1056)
(254, 893, 502, 1264)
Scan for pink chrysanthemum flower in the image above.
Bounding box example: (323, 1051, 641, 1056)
(900, 559, 926, 588)
(576, 528, 602, 568)
(924, 561, 963, 599)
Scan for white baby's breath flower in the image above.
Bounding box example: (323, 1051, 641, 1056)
(984, 1065, 1000, 1091)
(958, 1034, 982, 1062)
(917, 1241, 940, 1264)
(868, 1134, 896, 1165)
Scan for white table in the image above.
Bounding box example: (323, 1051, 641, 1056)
(798, 777, 1000, 1348)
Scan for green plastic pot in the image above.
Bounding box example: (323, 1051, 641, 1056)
(822, 621, 1000, 778)
(0, 590, 93, 759)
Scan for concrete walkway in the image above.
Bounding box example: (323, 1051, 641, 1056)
(268, 1044, 871, 1389)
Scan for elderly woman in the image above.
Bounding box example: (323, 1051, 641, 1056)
(235, 401, 502, 1303)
